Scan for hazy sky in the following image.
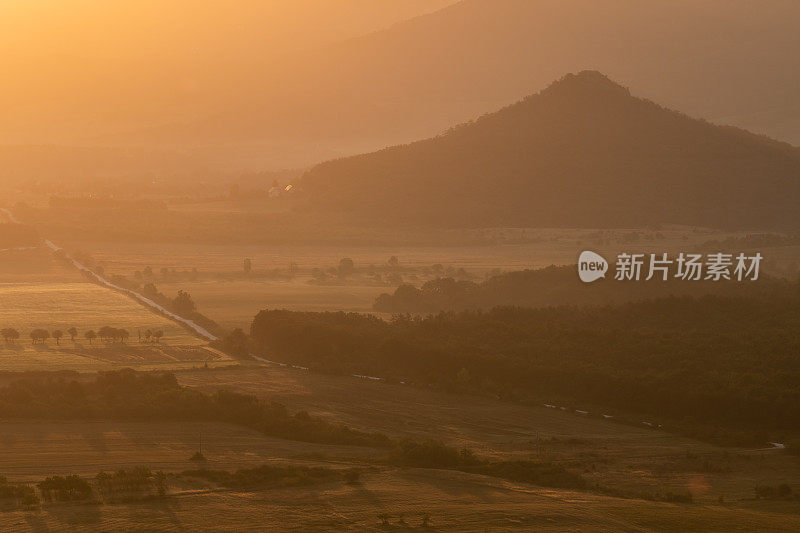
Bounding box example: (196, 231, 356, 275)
(0, 1, 456, 145)
(1, 0, 798, 177)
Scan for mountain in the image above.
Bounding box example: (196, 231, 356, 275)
(1, 0, 799, 173)
(121, 0, 800, 167)
(301, 71, 800, 230)
(280, 0, 800, 147)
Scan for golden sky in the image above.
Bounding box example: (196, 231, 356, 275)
(0, 1, 798, 175)
(0, 1, 456, 145)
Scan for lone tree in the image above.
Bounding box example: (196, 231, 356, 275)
(52, 330, 63, 345)
(153, 330, 164, 343)
(338, 257, 355, 278)
(172, 291, 196, 316)
(98, 326, 117, 343)
(30, 329, 49, 345)
(67, 327, 78, 343)
(84, 330, 96, 345)
(243, 258, 252, 274)
(1, 328, 20, 344)
(220, 328, 248, 357)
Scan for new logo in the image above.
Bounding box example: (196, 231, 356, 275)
(578, 251, 608, 283)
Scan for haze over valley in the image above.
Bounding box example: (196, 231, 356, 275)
(1, 2, 800, 531)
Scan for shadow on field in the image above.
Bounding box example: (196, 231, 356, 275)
(126, 497, 183, 529)
(25, 513, 52, 532)
(79, 427, 109, 454)
(1, 343, 24, 352)
(45, 501, 103, 528)
(397, 469, 496, 501)
(121, 427, 159, 449)
(349, 482, 383, 508)
(0, 432, 17, 447)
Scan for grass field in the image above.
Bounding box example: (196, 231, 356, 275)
(0, 368, 798, 530)
(0, 248, 80, 283)
(60, 226, 760, 331)
(158, 279, 382, 329)
(0, 345, 231, 372)
(0, 328, 794, 530)
(178, 366, 800, 510)
(0, 281, 222, 371)
(0, 282, 203, 346)
(0, 420, 373, 482)
(2, 204, 799, 530)
(1, 467, 799, 531)
(67, 227, 738, 277)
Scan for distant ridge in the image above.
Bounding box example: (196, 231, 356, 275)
(302, 71, 800, 230)
(5, 0, 800, 172)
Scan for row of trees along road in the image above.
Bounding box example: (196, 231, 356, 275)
(1, 327, 164, 346)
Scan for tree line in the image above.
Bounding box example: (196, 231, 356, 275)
(373, 265, 790, 314)
(0, 369, 390, 448)
(0, 468, 167, 510)
(251, 289, 800, 443)
(1, 326, 165, 346)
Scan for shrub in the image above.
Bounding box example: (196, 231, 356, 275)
(95, 467, 164, 502)
(0, 476, 38, 508)
(37, 475, 92, 502)
(391, 439, 478, 469)
(473, 460, 586, 490)
(181, 465, 338, 490)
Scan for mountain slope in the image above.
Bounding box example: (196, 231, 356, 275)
(301, 71, 800, 230)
